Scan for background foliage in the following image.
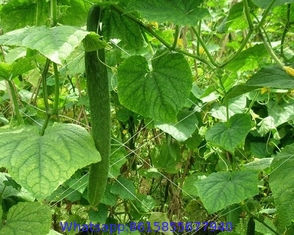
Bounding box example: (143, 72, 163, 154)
(0, 0, 294, 234)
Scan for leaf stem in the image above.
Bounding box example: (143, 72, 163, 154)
(50, 0, 57, 27)
(259, 29, 284, 67)
(51, 63, 60, 117)
(7, 79, 23, 125)
(41, 59, 51, 135)
(280, 4, 291, 60)
(171, 25, 180, 50)
(191, 26, 218, 67)
(220, 0, 277, 68)
(243, 0, 254, 30)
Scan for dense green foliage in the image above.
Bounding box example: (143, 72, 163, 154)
(0, 0, 294, 234)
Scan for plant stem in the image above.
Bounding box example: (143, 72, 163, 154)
(259, 29, 284, 67)
(191, 26, 218, 67)
(52, 63, 60, 117)
(256, 0, 277, 30)
(50, 0, 57, 27)
(280, 4, 291, 60)
(40, 0, 58, 135)
(7, 79, 23, 125)
(171, 25, 180, 50)
(221, 0, 277, 68)
(243, 0, 254, 30)
(41, 59, 51, 134)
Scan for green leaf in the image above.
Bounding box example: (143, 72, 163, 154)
(111, 176, 136, 200)
(245, 66, 294, 89)
(211, 96, 247, 121)
(0, 202, 51, 235)
(0, 26, 107, 64)
(117, 50, 192, 123)
(109, 146, 128, 178)
(218, 2, 248, 33)
(269, 144, 294, 231)
(0, 0, 48, 32)
(182, 174, 206, 198)
(47, 229, 64, 235)
(244, 158, 273, 171)
(257, 116, 276, 136)
(58, 0, 91, 27)
(205, 114, 253, 152)
(155, 110, 198, 142)
(0, 58, 35, 80)
(224, 85, 258, 102)
(151, 143, 182, 173)
(250, 142, 273, 158)
(102, 7, 145, 49)
(127, 0, 209, 25)
(149, 212, 172, 235)
(267, 100, 294, 127)
(0, 123, 100, 199)
(101, 185, 118, 206)
(0, 173, 34, 201)
(196, 170, 259, 214)
(225, 44, 267, 72)
(133, 194, 156, 213)
(252, 0, 294, 8)
(88, 204, 108, 224)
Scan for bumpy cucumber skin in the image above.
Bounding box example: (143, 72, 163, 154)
(85, 5, 110, 206)
(247, 217, 255, 235)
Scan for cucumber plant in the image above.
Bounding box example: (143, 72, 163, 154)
(0, 1, 294, 235)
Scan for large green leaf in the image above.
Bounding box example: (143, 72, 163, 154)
(0, 26, 107, 64)
(155, 110, 198, 142)
(205, 114, 253, 152)
(117, 50, 192, 123)
(0, 0, 48, 32)
(58, 0, 91, 26)
(0, 202, 51, 235)
(102, 7, 145, 49)
(225, 44, 267, 72)
(269, 144, 294, 232)
(196, 170, 259, 214)
(0, 123, 100, 199)
(127, 0, 209, 25)
(245, 66, 294, 89)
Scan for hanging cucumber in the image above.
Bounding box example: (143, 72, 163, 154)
(85, 5, 110, 206)
(246, 217, 255, 235)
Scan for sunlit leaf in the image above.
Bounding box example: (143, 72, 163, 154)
(205, 114, 253, 152)
(0, 202, 51, 235)
(117, 49, 192, 123)
(0, 123, 100, 199)
(196, 170, 259, 214)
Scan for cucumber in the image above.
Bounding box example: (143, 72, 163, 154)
(247, 217, 255, 235)
(85, 5, 110, 206)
